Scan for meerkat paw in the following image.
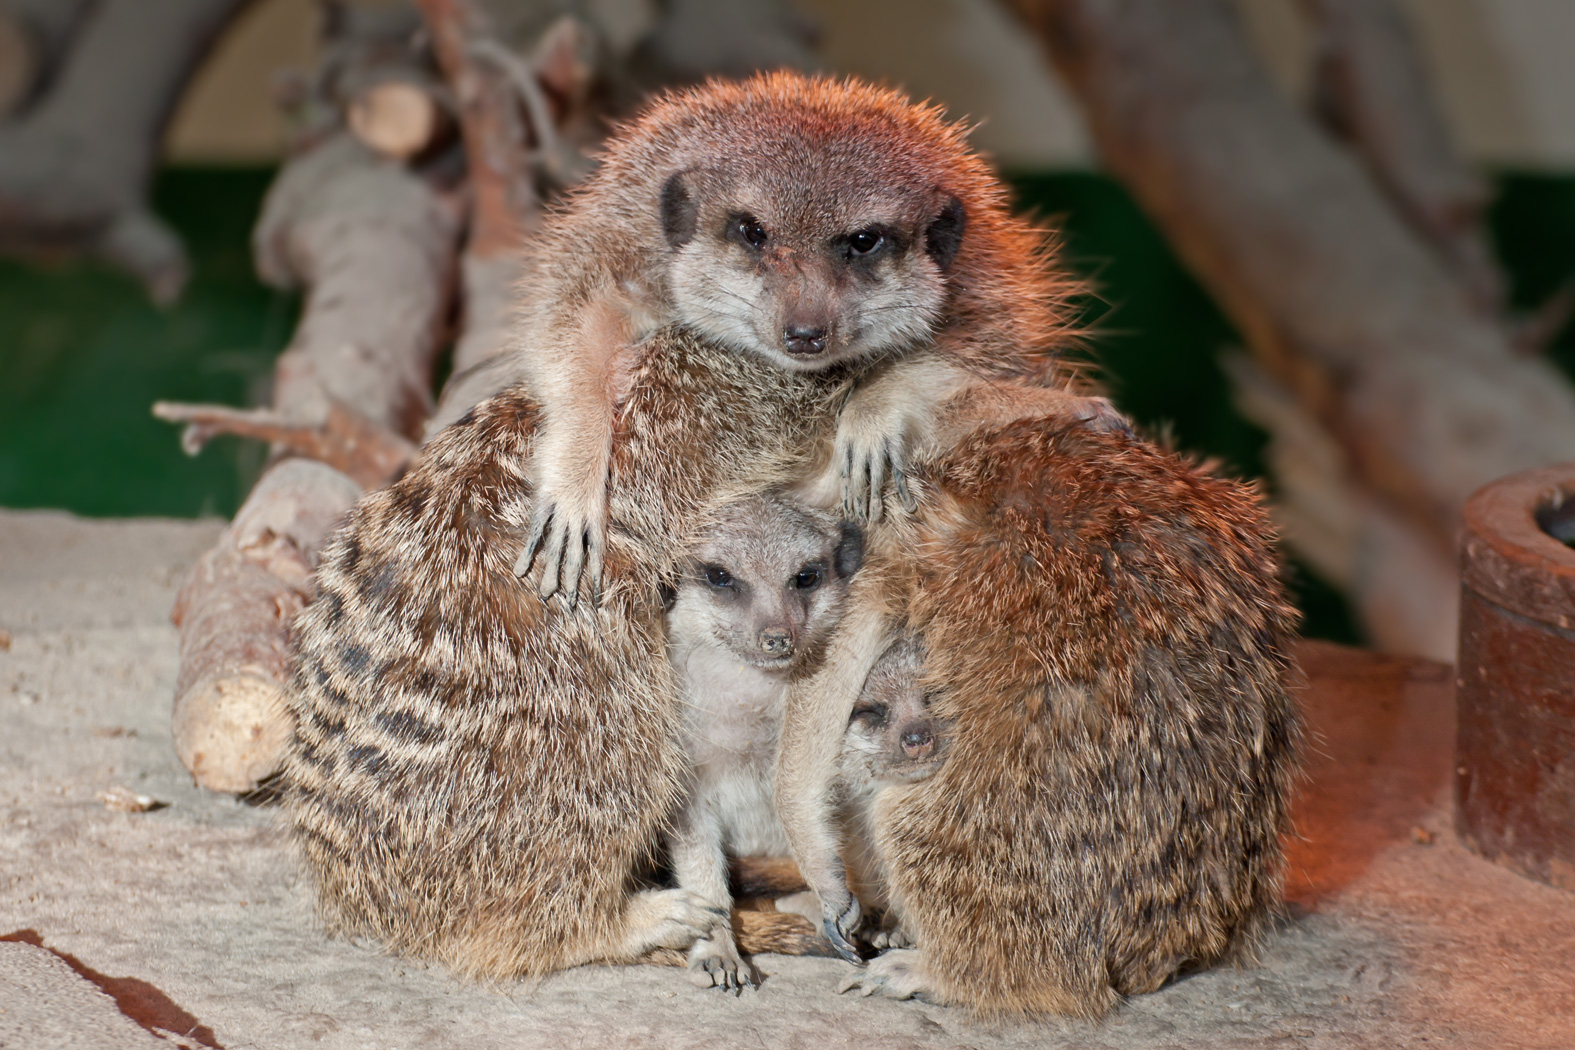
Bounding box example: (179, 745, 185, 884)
(867, 922, 914, 951)
(836, 420, 916, 524)
(617, 888, 728, 958)
(836, 948, 932, 1001)
(515, 480, 607, 606)
(687, 933, 759, 993)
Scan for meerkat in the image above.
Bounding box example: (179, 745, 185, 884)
(801, 632, 947, 954)
(502, 70, 1112, 604)
(663, 492, 862, 990)
(284, 327, 860, 980)
(776, 408, 1301, 1017)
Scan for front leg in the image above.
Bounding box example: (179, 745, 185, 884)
(836, 355, 970, 524)
(514, 301, 649, 605)
(776, 588, 895, 962)
(668, 795, 757, 992)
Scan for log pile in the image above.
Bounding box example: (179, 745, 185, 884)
(1007, 0, 1575, 659)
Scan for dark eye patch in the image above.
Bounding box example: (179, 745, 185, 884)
(703, 564, 734, 588)
(793, 564, 823, 590)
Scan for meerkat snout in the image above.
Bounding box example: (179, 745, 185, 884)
(781, 324, 827, 356)
(757, 625, 794, 657)
(900, 724, 935, 761)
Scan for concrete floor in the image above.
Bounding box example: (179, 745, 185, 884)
(1, 509, 1571, 1050)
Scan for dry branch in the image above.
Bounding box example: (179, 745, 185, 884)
(1300, 0, 1502, 311)
(416, 0, 549, 430)
(1010, 0, 1575, 658)
(169, 132, 460, 792)
(153, 399, 416, 490)
(0, 0, 252, 303)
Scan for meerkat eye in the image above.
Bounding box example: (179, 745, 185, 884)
(730, 214, 769, 250)
(850, 700, 888, 727)
(703, 565, 734, 588)
(793, 565, 822, 590)
(847, 229, 884, 257)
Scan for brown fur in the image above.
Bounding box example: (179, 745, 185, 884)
(284, 328, 855, 978)
(787, 414, 1300, 1017)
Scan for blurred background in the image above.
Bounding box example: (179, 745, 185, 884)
(3, 0, 1575, 659)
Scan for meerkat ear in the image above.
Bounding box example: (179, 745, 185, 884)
(660, 172, 698, 248)
(924, 195, 966, 271)
(834, 522, 865, 578)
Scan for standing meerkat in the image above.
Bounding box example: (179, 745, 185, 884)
(505, 71, 1109, 603)
(664, 492, 862, 990)
(777, 407, 1301, 1017)
(285, 328, 858, 980)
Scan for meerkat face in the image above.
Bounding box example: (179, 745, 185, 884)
(667, 496, 864, 673)
(660, 168, 965, 373)
(845, 636, 949, 784)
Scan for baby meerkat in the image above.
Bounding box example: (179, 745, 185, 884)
(509, 71, 1108, 604)
(822, 633, 948, 953)
(665, 493, 862, 991)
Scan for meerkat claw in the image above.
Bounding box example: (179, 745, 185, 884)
(823, 897, 864, 963)
(894, 467, 917, 513)
(516, 506, 551, 579)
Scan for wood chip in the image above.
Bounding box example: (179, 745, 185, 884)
(0, 628, 11, 651)
(1411, 825, 1436, 846)
(97, 786, 166, 813)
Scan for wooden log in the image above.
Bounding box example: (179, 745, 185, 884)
(1299, 0, 1501, 311)
(0, 0, 93, 117)
(347, 77, 453, 161)
(0, 0, 253, 303)
(170, 461, 360, 794)
(1008, 0, 1575, 655)
(169, 132, 460, 792)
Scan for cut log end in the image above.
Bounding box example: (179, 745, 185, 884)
(348, 80, 445, 161)
(172, 672, 295, 793)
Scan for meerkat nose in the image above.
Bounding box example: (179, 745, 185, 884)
(782, 325, 828, 355)
(758, 627, 795, 657)
(901, 726, 935, 760)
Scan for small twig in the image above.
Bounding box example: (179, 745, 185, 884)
(467, 36, 564, 180)
(153, 399, 415, 489)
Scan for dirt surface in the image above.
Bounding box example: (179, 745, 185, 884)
(1, 508, 1572, 1050)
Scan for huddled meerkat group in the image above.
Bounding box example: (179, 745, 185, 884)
(282, 71, 1299, 1018)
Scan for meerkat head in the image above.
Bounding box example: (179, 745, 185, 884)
(651, 77, 979, 372)
(667, 494, 864, 673)
(845, 635, 949, 784)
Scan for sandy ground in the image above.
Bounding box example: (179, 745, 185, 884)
(1, 508, 1572, 1050)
